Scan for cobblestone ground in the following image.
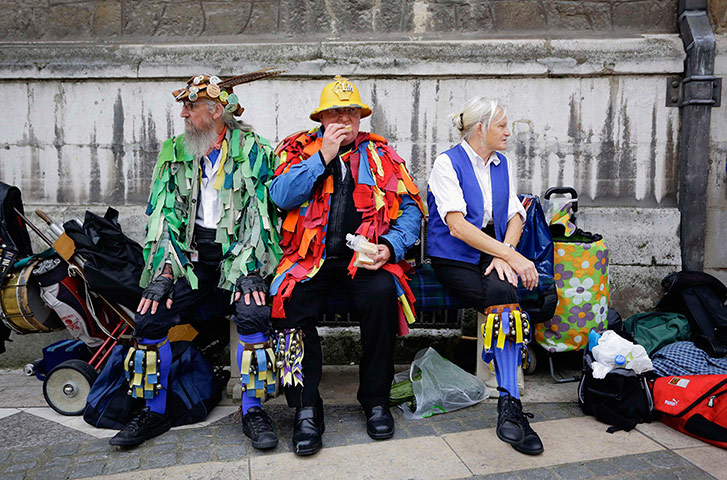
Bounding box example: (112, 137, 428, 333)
(0, 400, 717, 480)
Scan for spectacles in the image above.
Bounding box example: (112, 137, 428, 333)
(326, 107, 361, 117)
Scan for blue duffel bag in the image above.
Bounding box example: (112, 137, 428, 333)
(83, 341, 222, 430)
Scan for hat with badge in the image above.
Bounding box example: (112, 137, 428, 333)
(310, 75, 372, 122)
(172, 68, 284, 116)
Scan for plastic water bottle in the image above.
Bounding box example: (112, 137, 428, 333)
(588, 330, 601, 352)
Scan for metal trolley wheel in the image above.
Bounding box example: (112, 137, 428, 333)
(43, 359, 98, 416)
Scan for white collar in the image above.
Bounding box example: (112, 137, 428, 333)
(460, 140, 500, 168)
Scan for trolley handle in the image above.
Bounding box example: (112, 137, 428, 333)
(35, 209, 53, 225)
(544, 187, 578, 213)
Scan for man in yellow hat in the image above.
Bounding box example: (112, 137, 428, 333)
(269, 76, 424, 455)
(110, 71, 284, 450)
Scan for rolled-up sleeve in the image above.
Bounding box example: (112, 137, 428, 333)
(427, 153, 467, 225)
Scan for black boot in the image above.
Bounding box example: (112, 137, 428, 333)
(292, 405, 325, 456)
(109, 407, 172, 447)
(242, 406, 278, 450)
(496, 391, 524, 446)
(515, 410, 544, 456)
(495, 388, 543, 456)
(365, 405, 395, 440)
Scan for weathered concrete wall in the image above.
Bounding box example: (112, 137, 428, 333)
(1, 0, 677, 42)
(0, 37, 684, 206)
(706, 35, 727, 286)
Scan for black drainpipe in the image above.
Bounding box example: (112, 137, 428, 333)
(671, 0, 721, 271)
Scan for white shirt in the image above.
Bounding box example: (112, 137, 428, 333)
(195, 151, 223, 229)
(428, 140, 525, 227)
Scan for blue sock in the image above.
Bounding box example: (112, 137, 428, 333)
(139, 336, 171, 414)
(237, 332, 268, 415)
(494, 339, 520, 399)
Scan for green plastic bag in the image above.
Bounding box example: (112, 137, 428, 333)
(624, 312, 691, 356)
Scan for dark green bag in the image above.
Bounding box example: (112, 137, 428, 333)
(624, 312, 691, 356)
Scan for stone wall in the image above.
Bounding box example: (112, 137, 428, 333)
(711, 0, 727, 33)
(2, 0, 677, 41)
(706, 36, 727, 285)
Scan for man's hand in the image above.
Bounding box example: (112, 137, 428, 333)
(359, 244, 391, 271)
(137, 274, 174, 316)
(320, 123, 350, 164)
(234, 274, 268, 306)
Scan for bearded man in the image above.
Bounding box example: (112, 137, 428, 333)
(109, 70, 283, 450)
(269, 76, 423, 456)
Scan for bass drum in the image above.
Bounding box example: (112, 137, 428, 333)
(0, 259, 63, 334)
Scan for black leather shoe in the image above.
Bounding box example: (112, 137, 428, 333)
(242, 406, 278, 450)
(109, 407, 172, 447)
(496, 393, 524, 445)
(365, 405, 395, 440)
(514, 412, 544, 456)
(496, 388, 544, 455)
(292, 406, 324, 456)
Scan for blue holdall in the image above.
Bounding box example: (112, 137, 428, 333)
(516, 194, 557, 324)
(84, 341, 222, 429)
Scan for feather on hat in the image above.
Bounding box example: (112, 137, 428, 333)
(172, 68, 284, 116)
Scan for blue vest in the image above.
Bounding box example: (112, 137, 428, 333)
(427, 144, 510, 264)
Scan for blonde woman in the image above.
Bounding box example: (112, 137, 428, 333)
(427, 97, 543, 455)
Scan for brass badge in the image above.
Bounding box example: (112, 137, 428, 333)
(333, 75, 354, 101)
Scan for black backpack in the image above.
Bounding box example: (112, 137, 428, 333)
(656, 271, 727, 358)
(63, 207, 144, 310)
(578, 351, 655, 433)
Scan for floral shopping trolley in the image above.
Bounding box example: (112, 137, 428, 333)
(535, 188, 609, 357)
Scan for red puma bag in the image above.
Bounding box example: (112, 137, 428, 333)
(653, 375, 727, 449)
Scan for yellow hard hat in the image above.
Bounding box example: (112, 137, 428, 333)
(310, 75, 372, 122)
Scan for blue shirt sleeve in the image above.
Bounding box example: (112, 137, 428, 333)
(380, 194, 423, 263)
(269, 152, 327, 210)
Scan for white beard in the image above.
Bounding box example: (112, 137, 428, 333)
(184, 118, 219, 160)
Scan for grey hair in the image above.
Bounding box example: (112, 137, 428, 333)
(448, 97, 505, 140)
(200, 99, 253, 132)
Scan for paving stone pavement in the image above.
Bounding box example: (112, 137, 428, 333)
(458, 450, 718, 480)
(0, 367, 723, 479)
(0, 401, 720, 480)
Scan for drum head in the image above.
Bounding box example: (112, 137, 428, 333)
(1, 260, 63, 334)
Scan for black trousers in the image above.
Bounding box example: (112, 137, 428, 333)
(273, 257, 398, 410)
(430, 253, 518, 310)
(133, 263, 235, 339)
(134, 227, 235, 340)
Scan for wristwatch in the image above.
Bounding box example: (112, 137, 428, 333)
(504, 242, 516, 251)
